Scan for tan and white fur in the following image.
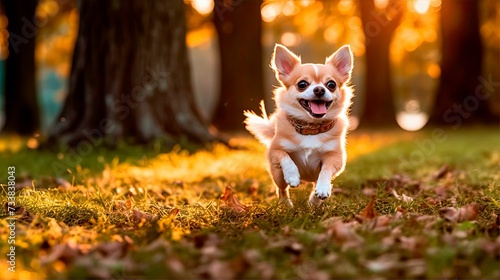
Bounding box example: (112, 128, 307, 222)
(244, 44, 354, 207)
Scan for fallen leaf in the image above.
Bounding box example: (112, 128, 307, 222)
(96, 241, 128, 259)
(481, 236, 500, 257)
(284, 242, 303, 255)
(15, 178, 33, 190)
(433, 164, 450, 180)
(41, 242, 83, 265)
(366, 254, 399, 273)
(440, 202, 479, 222)
(360, 195, 378, 220)
(220, 186, 248, 213)
(53, 177, 72, 190)
(321, 216, 343, 228)
(392, 190, 414, 203)
(303, 271, 330, 280)
(132, 209, 158, 225)
(327, 220, 364, 246)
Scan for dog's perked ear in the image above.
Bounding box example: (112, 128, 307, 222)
(271, 44, 301, 81)
(326, 45, 353, 84)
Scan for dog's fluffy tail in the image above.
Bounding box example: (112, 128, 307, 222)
(244, 100, 275, 147)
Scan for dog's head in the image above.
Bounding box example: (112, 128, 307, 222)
(271, 44, 353, 120)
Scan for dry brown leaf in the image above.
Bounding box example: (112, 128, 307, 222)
(169, 207, 180, 217)
(392, 190, 414, 203)
(433, 164, 450, 180)
(132, 209, 158, 225)
(53, 177, 72, 190)
(440, 202, 479, 222)
(15, 179, 33, 190)
(41, 242, 83, 265)
(96, 241, 128, 259)
(220, 186, 248, 213)
(321, 217, 343, 228)
(328, 220, 364, 246)
(360, 195, 378, 220)
(366, 253, 399, 273)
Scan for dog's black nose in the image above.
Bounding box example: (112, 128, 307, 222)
(313, 86, 325, 96)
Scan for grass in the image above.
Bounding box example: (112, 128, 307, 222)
(0, 126, 499, 279)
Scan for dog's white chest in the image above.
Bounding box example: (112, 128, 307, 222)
(279, 136, 338, 182)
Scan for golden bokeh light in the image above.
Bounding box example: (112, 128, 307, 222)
(413, 0, 431, 14)
(374, 0, 389, 10)
(427, 63, 441, 78)
(280, 32, 300, 46)
(396, 111, 429, 131)
(337, 0, 354, 15)
(190, 0, 214, 16)
(323, 22, 343, 44)
(261, 3, 281, 23)
(299, 0, 315, 7)
(282, 1, 298, 16)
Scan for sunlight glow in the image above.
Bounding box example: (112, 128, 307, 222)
(300, 0, 315, 7)
(191, 0, 214, 16)
(27, 138, 39, 149)
(414, 0, 431, 14)
(281, 32, 300, 46)
(427, 63, 441, 78)
(430, 0, 442, 8)
(323, 23, 343, 44)
(282, 1, 298, 16)
(261, 3, 281, 23)
(396, 112, 429, 131)
(373, 0, 389, 10)
(337, 0, 354, 15)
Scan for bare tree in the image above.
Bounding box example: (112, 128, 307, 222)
(359, 0, 404, 127)
(48, 0, 222, 146)
(2, 0, 40, 135)
(212, 0, 265, 131)
(431, 0, 494, 125)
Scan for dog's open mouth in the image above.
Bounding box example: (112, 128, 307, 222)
(299, 99, 333, 118)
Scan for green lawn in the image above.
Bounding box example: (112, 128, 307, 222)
(1, 126, 499, 279)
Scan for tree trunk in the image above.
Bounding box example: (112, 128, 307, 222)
(2, 0, 39, 135)
(430, 0, 493, 125)
(359, 0, 404, 127)
(47, 0, 221, 147)
(213, 0, 264, 131)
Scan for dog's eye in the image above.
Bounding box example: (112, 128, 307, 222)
(326, 80, 336, 91)
(297, 80, 309, 90)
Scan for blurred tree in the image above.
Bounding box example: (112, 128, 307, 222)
(2, 0, 40, 135)
(212, 0, 264, 131)
(431, 0, 494, 125)
(359, 0, 404, 127)
(48, 0, 222, 146)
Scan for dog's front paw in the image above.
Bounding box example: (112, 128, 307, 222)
(281, 159, 300, 188)
(308, 192, 323, 207)
(284, 173, 300, 188)
(279, 197, 294, 208)
(314, 181, 332, 200)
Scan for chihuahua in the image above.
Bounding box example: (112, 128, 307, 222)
(244, 44, 354, 207)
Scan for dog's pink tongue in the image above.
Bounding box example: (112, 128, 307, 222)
(310, 101, 327, 114)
